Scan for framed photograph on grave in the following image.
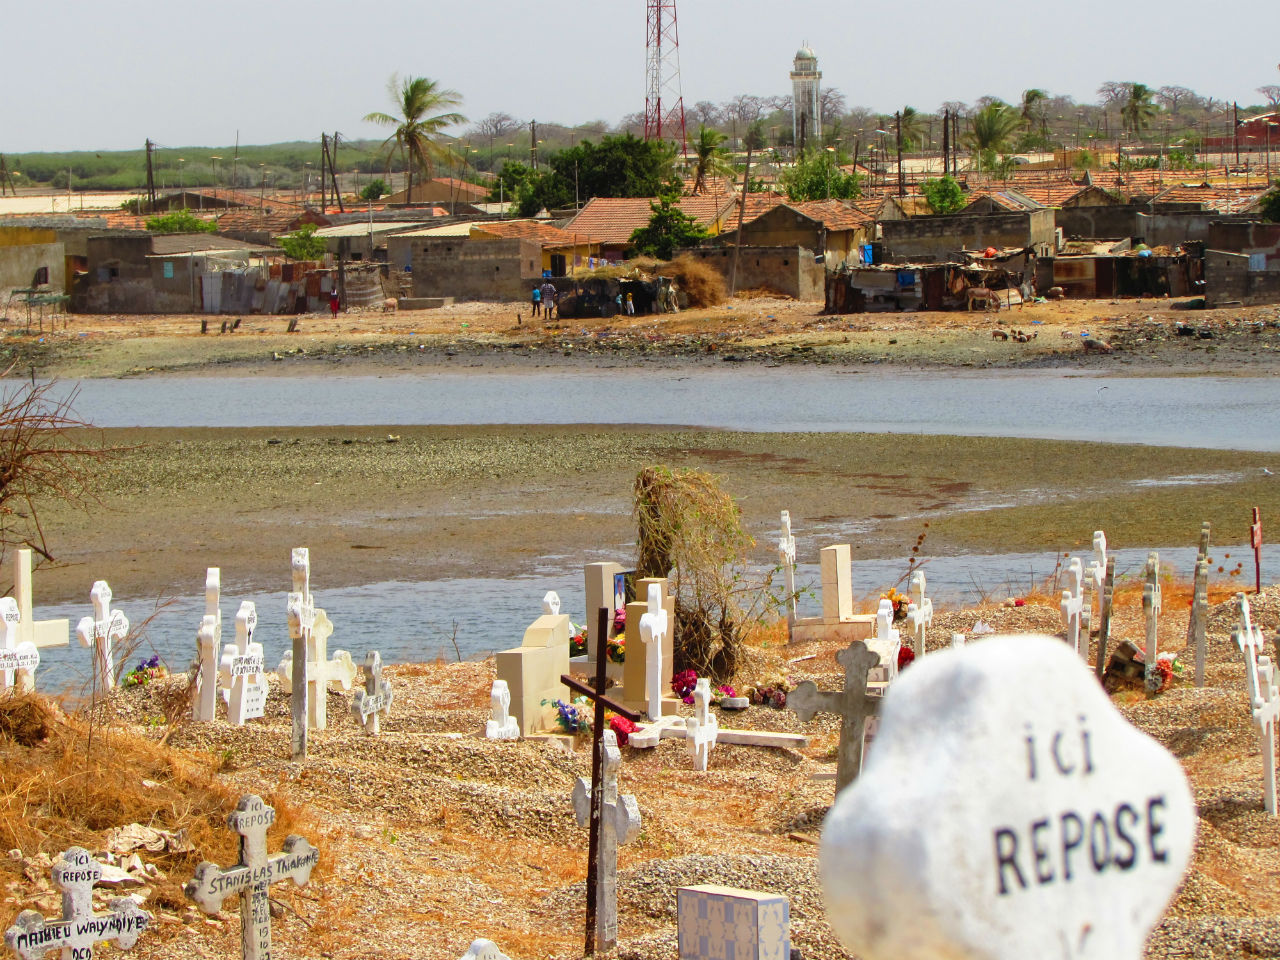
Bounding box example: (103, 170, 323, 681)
(614, 572, 636, 624)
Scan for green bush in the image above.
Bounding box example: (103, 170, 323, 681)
(279, 223, 328, 260)
(145, 209, 217, 234)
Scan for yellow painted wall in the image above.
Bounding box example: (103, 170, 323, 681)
(0, 227, 58, 248)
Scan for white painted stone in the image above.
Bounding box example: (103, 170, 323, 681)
(485, 679, 520, 740)
(1234, 594, 1280, 816)
(0, 598, 39, 694)
(1143, 552, 1162, 693)
(572, 729, 641, 949)
(821, 634, 1195, 960)
(75, 581, 128, 690)
(286, 547, 314, 760)
(866, 599, 900, 684)
(351, 651, 393, 736)
(1086, 530, 1108, 622)
(459, 940, 511, 960)
(542, 591, 561, 616)
(193, 568, 222, 723)
(8, 548, 69, 693)
(219, 602, 265, 726)
(185, 795, 318, 960)
(4, 846, 151, 960)
(686, 678, 719, 772)
(907, 570, 933, 657)
(951, 632, 966, 650)
(779, 510, 798, 624)
(1060, 557, 1085, 659)
(639, 582, 669, 720)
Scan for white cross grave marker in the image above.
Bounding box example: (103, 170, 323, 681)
(193, 567, 222, 723)
(75, 581, 128, 691)
(8, 548, 69, 693)
(485, 679, 520, 740)
(639, 582, 669, 720)
(906, 569, 933, 657)
(459, 941, 511, 960)
(1086, 529, 1108, 618)
(185, 794, 319, 960)
(867, 598, 900, 684)
(543, 591, 561, 616)
(279, 549, 355, 735)
(779, 510, 798, 625)
(1060, 557, 1085, 659)
(1234, 593, 1280, 816)
(219, 601, 265, 726)
(1143, 552, 1162, 694)
(351, 651, 393, 736)
(0, 598, 40, 695)
(685, 677, 719, 771)
(572, 729, 642, 950)
(4, 846, 151, 960)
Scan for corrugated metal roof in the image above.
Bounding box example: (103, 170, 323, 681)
(311, 221, 421, 238)
(389, 222, 475, 238)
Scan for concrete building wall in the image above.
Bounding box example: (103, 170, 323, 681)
(676, 245, 825, 300)
(409, 237, 542, 301)
(0, 238, 66, 301)
(1056, 207, 1240, 245)
(1206, 249, 1280, 306)
(881, 210, 1056, 261)
(1206, 221, 1280, 262)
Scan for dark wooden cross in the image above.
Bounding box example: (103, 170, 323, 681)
(788, 640, 881, 794)
(1252, 507, 1263, 595)
(560, 607, 642, 957)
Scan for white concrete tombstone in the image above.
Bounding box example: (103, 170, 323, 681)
(907, 569, 933, 657)
(821, 634, 1196, 960)
(1234, 594, 1280, 816)
(219, 601, 265, 726)
(278, 610, 357, 731)
(193, 568, 222, 723)
(686, 677, 719, 772)
(821, 544, 854, 622)
(572, 729, 642, 950)
(1142, 552, 1162, 693)
(351, 651, 393, 736)
(75, 581, 129, 691)
(185, 794, 319, 960)
(9, 548, 69, 693)
(4, 846, 152, 960)
(951, 632, 967, 650)
(542, 591, 561, 616)
(459, 941, 511, 960)
(1060, 558, 1085, 659)
(639, 582, 669, 720)
(0, 597, 39, 694)
(867, 599, 900, 684)
(779, 510, 798, 624)
(485, 679, 520, 740)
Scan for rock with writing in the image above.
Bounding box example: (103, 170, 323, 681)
(820, 634, 1195, 960)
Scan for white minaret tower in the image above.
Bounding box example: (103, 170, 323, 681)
(791, 44, 822, 152)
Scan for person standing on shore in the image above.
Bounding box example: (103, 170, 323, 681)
(531, 284, 541, 317)
(541, 280, 557, 320)
(329, 288, 340, 318)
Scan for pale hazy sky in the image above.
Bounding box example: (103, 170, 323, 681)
(4, 0, 1278, 153)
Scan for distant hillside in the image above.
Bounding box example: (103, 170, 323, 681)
(2, 140, 397, 191)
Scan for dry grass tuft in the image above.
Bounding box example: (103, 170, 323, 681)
(658, 256, 726, 308)
(734, 285, 791, 300)
(0, 694, 56, 747)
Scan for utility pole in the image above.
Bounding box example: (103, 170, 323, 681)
(145, 139, 157, 207)
(0, 155, 16, 196)
(320, 134, 328, 213)
(728, 137, 756, 296)
(329, 132, 344, 212)
(895, 110, 905, 197)
(941, 109, 950, 179)
(530, 120, 538, 169)
(1234, 101, 1240, 167)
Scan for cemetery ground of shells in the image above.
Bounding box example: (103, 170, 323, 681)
(2, 582, 1279, 959)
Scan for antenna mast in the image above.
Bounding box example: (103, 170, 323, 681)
(644, 0, 687, 152)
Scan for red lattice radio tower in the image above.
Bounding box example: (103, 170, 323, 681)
(644, 0, 687, 150)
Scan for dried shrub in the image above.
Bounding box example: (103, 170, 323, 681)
(634, 466, 754, 681)
(0, 693, 55, 746)
(735, 285, 791, 300)
(657, 255, 726, 308)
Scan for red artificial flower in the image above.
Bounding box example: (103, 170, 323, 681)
(897, 645, 916, 672)
(609, 715, 638, 746)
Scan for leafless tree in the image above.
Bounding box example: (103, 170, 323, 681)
(939, 100, 969, 118)
(614, 111, 645, 135)
(1157, 86, 1196, 115)
(724, 95, 766, 126)
(819, 87, 847, 120)
(689, 101, 722, 127)
(470, 111, 522, 139)
(1259, 85, 1280, 109)
(1097, 81, 1132, 108)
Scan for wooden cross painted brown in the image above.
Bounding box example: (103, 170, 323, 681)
(560, 607, 643, 957)
(1252, 507, 1264, 595)
(788, 640, 882, 793)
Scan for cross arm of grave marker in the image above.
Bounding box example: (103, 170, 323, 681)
(352, 651, 393, 735)
(790, 641, 882, 792)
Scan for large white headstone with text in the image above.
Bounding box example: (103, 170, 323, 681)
(219, 601, 266, 725)
(820, 633, 1195, 960)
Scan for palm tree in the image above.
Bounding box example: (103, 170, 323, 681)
(1121, 84, 1157, 136)
(966, 102, 1021, 156)
(897, 106, 924, 151)
(364, 75, 465, 204)
(1020, 88, 1048, 136)
(689, 124, 733, 195)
